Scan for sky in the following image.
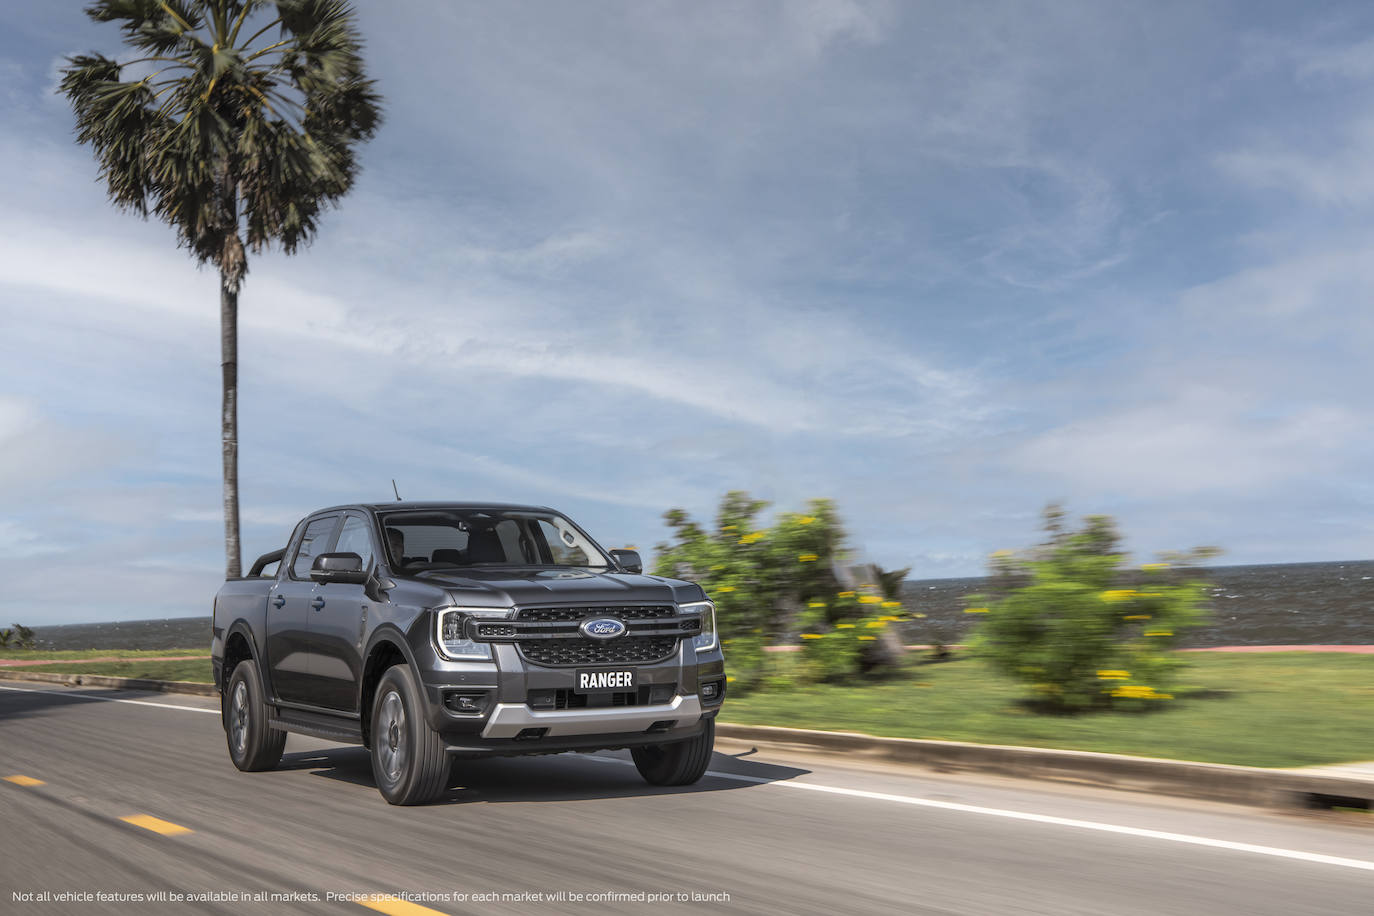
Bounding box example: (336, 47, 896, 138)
(1, 1, 1372, 625)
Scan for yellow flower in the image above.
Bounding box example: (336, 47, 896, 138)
(964, 607, 990, 614)
(835, 623, 856, 629)
(1141, 562, 1170, 571)
(717, 586, 736, 593)
(881, 600, 902, 609)
(726, 676, 736, 682)
(858, 636, 876, 641)
(739, 531, 766, 545)
(798, 553, 819, 562)
(807, 601, 826, 609)
(859, 595, 883, 604)
(1110, 684, 1172, 700)
(865, 620, 886, 629)
(1144, 629, 1174, 637)
(1096, 670, 1130, 679)
(722, 524, 737, 531)
(839, 591, 856, 598)
(1123, 614, 1151, 621)
(1100, 589, 1137, 603)
(798, 515, 817, 525)
(879, 615, 901, 622)
(800, 633, 823, 640)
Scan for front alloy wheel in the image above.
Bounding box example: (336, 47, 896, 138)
(369, 665, 450, 805)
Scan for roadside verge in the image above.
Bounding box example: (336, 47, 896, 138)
(4, 668, 1369, 811)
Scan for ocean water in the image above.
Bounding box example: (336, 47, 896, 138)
(21, 560, 1374, 650)
(898, 559, 1374, 647)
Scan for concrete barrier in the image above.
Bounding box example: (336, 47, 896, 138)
(0, 668, 218, 697)
(715, 723, 1374, 810)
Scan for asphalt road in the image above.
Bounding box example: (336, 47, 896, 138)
(1, 682, 1371, 915)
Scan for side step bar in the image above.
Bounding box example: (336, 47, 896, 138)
(269, 709, 363, 744)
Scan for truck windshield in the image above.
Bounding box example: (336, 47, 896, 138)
(378, 509, 612, 571)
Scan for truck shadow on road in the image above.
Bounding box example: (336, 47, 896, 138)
(277, 745, 808, 805)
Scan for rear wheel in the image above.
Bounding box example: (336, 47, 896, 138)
(223, 659, 285, 772)
(370, 665, 450, 805)
(631, 719, 714, 786)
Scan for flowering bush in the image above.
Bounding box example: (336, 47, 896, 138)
(968, 506, 1217, 710)
(654, 492, 908, 690)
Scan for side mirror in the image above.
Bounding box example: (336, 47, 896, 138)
(311, 552, 368, 585)
(609, 549, 643, 575)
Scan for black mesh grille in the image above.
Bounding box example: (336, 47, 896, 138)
(511, 606, 682, 666)
(515, 605, 676, 622)
(519, 636, 679, 667)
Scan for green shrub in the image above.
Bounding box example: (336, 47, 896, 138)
(655, 492, 911, 690)
(969, 506, 1216, 710)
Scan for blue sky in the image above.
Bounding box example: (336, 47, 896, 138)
(2, 2, 1372, 624)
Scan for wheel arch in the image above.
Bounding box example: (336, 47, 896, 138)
(358, 626, 421, 748)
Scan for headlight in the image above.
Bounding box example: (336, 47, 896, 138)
(679, 600, 718, 652)
(435, 607, 511, 661)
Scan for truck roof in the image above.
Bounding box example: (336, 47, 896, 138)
(317, 500, 558, 514)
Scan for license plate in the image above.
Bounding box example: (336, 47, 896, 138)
(574, 668, 636, 693)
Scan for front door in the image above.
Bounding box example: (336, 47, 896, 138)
(309, 511, 373, 712)
(266, 514, 339, 705)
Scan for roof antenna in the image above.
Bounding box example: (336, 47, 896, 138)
(391, 479, 403, 501)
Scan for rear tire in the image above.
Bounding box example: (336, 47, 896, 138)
(223, 659, 286, 772)
(370, 665, 450, 805)
(631, 719, 714, 786)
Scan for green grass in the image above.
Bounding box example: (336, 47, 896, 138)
(0, 648, 207, 661)
(16, 659, 213, 683)
(720, 653, 1374, 768)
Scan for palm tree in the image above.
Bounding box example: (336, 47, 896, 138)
(61, 1, 381, 577)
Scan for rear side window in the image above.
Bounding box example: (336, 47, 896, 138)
(292, 516, 339, 579)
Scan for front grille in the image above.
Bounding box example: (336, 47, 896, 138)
(516, 605, 677, 622)
(520, 636, 679, 667)
(507, 605, 684, 667)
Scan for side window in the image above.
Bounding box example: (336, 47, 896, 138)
(334, 514, 376, 570)
(291, 515, 339, 580)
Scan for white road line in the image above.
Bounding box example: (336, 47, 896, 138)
(588, 757, 1374, 874)
(4, 681, 1370, 875)
(0, 684, 218, 715)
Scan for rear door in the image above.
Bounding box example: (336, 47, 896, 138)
(309, 511, 374, 712)
(267, 514, 339, 705)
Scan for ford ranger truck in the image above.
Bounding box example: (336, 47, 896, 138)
(211, 502, 725, 804)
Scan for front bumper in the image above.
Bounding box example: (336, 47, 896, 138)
(480, 694, 705, 739)
(412, 632, 726, 755)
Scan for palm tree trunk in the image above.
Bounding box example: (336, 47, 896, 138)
(221, 273, 242, 579)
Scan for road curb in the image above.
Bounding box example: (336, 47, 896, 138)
(0, 668, 218, 697)
(3, 669, 1368, 811)
(715, 723, 1374, 811)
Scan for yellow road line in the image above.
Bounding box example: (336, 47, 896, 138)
(358, 895, 451, 916)
(4, 774, 44, 787)
(120, 814, 193, 836)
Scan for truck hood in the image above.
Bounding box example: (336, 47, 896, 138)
(411, 567, 699, 608)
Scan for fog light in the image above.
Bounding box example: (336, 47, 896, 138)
(701, 682, 718, 699)
(444, 692, 487, 714)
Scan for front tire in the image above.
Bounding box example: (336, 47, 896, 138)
(632, 719, 715, 786)
(370, 665, 450, 805)
(223, 659, 286, 772)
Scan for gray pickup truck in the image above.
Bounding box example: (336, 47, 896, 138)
(212, 502, 725, 805)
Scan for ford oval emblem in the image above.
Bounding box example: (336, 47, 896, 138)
(580, 617, 627, 640)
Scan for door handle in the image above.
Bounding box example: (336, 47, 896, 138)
(272, 595, 286, 609)
(311, 596, 326, 611)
